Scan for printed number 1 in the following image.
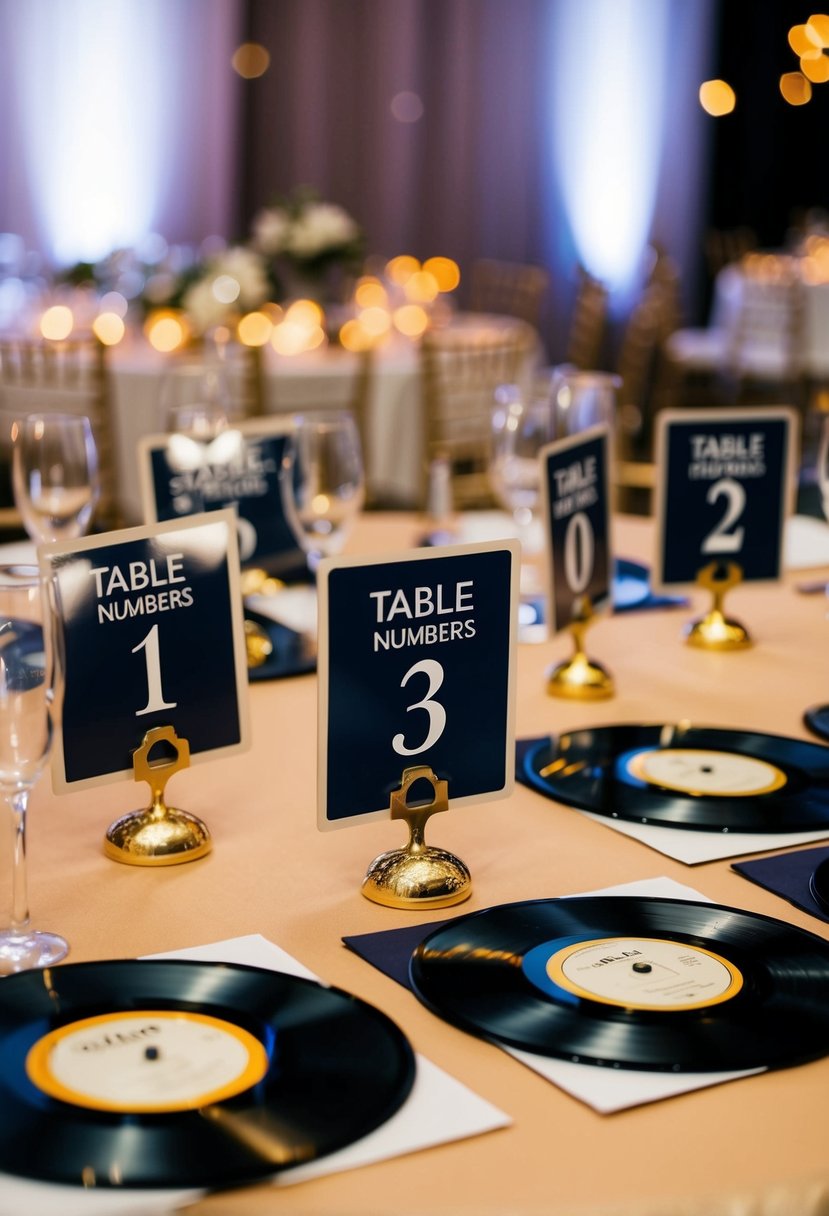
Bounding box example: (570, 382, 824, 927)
(133, 624, 177, 717)
(392, 659, 447, 756)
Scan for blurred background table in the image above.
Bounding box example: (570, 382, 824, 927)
(19, 511, 829, 1216)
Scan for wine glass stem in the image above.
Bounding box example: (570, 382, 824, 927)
(3, 788, 30, 936)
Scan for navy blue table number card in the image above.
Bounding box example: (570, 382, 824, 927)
(39, 509, 251, 793)
(652, 407, 797, 590)
(539, 425, 612, 634)
(138, 417, 304, 577)
(317, 541, 520, 829)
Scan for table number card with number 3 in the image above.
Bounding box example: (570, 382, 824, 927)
(317, 541, 519, 828)
(39, 509, 250, 792)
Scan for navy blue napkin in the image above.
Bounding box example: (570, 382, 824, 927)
(343, 919, 452, 989)
(732, 845, 829, 924)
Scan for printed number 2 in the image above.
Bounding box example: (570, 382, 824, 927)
(133, 624, 177, 717)
(392, 659, 446, 756)
(702, 477, 745, 554)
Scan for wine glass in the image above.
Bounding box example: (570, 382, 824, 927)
(0, 564, 68, 974)
(12, 413, 100, 543)
(281, 411, 365, 572)
(490, 384, 557, 553)
(550, 365, 621, 436)
(490, 385, 557, 641)
(159, 353, 234, 438)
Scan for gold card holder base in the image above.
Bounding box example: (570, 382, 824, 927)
(104, 726, 212, 866)
(361, 766, 472, 910)
(685, 561, 752, 651)
(547, 599, 614, 700)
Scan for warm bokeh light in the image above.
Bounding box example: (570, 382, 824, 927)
(423, 257, 461, 293)
(789, 23, 823, 58)
(386, 255, 420, 285)
(231, 42, 270, 79)
(801, 53, 829, 82)
(354, 277, 388, 309)
(698, 79, 736, 116)
(212, 274, 241, 304)
(392, 304, 430, 337)
(357, 306, 392, 338)
(338, 319, 375, 352)
(40, 305, 73, 340)
(270, 299, 326, 355)
(807, 14, 829, 47)
(92, 311, 126, 345)
(237, 310, 273, 347)
(780, 71, 813, 104)
(144, 310, 188, 353)
(404, 270, 439, 304)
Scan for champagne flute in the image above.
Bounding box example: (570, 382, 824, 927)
(281, 411, 365, 573)
(0, 564, 68, 974)
(12, 413, 100, 543)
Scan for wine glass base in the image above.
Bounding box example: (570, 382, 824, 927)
(0, 930, 69, 976)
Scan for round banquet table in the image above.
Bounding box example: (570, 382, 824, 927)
(13, 512, 829, 1216)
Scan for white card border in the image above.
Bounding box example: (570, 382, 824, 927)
(137, 414, 294, 526)
(538, 424, 613, 636)
(316, 539, 521, 831)
(651, 406, 799, 592)
(39, 507, 251, 794)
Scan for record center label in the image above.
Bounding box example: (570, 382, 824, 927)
(26, 1010, 269, 1112)
(527, 936, 743, 1011)
(623, 747, 787, 797)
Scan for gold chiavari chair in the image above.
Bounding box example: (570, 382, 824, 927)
(0, 333, 119, 529)
(420, 321, 535, 510)
(468, 259, 550, 331)
(564, 267, 609, 370)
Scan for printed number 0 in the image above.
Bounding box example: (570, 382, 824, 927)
(392, 659, 447, 757)
(133, 624, 177, 717)
(701, 477, 745, 554)
(564, 511, 594, 593)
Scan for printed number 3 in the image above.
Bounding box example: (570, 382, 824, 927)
(392, 659, 446, 756)
(133, 624, 177, 717)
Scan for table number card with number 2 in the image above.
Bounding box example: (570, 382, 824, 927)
(652, 407, 797, 590)
(317, 541, 519, 828)
(39, 508, 250, 792)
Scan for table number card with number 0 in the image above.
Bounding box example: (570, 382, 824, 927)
(39, 509, 251, 792)
(138, 417, 304, 576)
(652, 407, 797, 589)
(539, 425, 612, 633)
(317, 541, 520, 828)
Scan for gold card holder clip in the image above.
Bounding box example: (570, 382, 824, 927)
(361, 765, 471, 910)
(103, 725, 212, 866)
(685, 561, 752, 650)
(547, 595, 614, 700)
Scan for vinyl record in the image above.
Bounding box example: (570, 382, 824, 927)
(409, 895, 829, 1072)
(0, 959, 415, 1189)
(522, 724, 829, 832)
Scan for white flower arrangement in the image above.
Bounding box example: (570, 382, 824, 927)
(251, 188, 364, 297)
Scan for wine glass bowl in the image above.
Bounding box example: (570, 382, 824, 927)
(281, 411, 365, 570)
(12, 413, 99, 544)
(0, 563, 67, 974)
(490, 385, 557, 548)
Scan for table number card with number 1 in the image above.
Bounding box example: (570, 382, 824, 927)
(39, 508, 250, 793)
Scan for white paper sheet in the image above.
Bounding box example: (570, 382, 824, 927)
(505, 876, 763, 1112)
(0, 934, 508, 1215)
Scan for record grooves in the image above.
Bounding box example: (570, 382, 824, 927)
(409, 896, 829, 1072)
(0, 959, 415, 1189)
(522, 724, 829, 832)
